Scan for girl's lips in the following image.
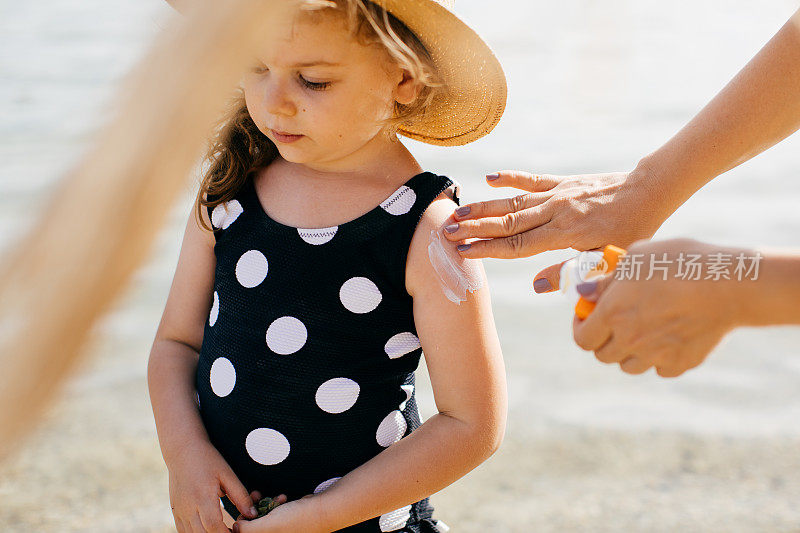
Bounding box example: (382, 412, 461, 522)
(270, 129, 304, 143)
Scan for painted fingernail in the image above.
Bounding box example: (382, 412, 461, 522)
(486, 173, 499, 181)
(455, 206, 471, 217)
(249, 506, 257, 517)
(576, 281, 597, 296)
(444, 223, 459, 233)
(457, 243, 471, 252)
(533, 278, 552, 293)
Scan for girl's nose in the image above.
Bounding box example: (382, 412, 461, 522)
(263, 78, 296, 117)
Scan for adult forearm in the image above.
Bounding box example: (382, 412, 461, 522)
(731, 250, 800, 327)
(314, 413, 501, 531)
(147, 339, 210, 467)
(637, 8, 800, 214)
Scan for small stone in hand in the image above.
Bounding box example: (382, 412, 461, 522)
(256, 496, 279, 518)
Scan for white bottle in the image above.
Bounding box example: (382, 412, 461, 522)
(558, 245, 626, 319)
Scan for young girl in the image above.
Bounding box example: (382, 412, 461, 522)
(148, 0, 507, 531)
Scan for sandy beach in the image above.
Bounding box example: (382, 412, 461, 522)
(2, 0, 800, 531)
(2, 289, 800, 532)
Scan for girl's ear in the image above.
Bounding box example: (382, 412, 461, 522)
(394, 69, 421, 106)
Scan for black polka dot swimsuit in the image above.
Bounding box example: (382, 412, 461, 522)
(196, 171, 458, 533)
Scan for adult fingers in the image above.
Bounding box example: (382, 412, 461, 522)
(450, 192, 550, 223)
(575, 271, 614, 303)
(485, 170, 563, 192)
(456, 228, 561, 259)
(592, 334, 627, 365)
(219, 469, 258, 520)
(445, 203, 551, 242)
(531, 247, 606, 294)
(619, 356, 652, 375)
(572, 302, 613, 352)
(532, 261, 567, 294)
(655, 365, 685, 378)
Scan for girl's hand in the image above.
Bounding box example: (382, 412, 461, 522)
(571, 239, 749, 377)
(233, 494, 325, 533)
(232, 491, 288, 521)
(167, 439, 260, 532)
(442, 169, 667, 261)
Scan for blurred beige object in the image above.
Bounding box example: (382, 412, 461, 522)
(0, 0, 297, 462)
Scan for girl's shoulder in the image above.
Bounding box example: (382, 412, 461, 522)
(404, 183, 484, 299)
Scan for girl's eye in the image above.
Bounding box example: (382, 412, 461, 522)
(252, 65, 268, 74)
(299, 75, 331, 91)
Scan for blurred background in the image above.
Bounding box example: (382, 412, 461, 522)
(1, 1, 799, 531)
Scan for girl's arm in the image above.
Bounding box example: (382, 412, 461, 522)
(237, 195, 507, 533)
(148, 204, 218, 466)
(148, 205, 261, 530)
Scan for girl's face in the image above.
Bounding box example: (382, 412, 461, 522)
(243, 10, 417, 169)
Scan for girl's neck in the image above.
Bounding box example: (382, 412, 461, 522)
(252, 132, 426, 229)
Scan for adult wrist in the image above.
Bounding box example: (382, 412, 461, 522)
(727, 251, 800, 327)
(632, 150, 709, 221)
(625, 157, 678, 234)
(712, 275, 753, 331)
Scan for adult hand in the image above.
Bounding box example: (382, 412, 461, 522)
(571, 238, 755, 377)
(442, 169, 668, 266)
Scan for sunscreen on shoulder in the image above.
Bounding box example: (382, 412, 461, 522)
(426, 179, 483, 304)
(428, 229, 483, 304)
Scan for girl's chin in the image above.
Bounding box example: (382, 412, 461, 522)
(275, 148, 311, 164)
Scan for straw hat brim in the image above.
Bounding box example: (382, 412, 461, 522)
(165, 0, 507, 146)
(373, 0, 507, 146)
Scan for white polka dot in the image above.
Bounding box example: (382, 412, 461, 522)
(379, 505, 411, 531)
(298, 226, 338, 245)
(245, 428, 290, 465)
(236, 250, 269, 288)
(210, 357, 236, 397)
(315, 378, 360, 414)
(314, 477, 341, 494)
(266, 316, 307, 355)
(380, 186, 416, 215)
(209, 291, 219, 326)
(339, 277, 382, 314)
(211, 200, 244, 229)
(384, 332, 421, 359)
(376, 410, 407, 447)
(399, 384, 414, 410)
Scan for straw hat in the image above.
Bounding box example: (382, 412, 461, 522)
(165, 0, 507, 146)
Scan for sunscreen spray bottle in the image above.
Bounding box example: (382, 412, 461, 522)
(559, 245, 626, 319)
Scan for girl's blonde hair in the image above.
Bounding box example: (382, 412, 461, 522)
(195, 0, 444, 233)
